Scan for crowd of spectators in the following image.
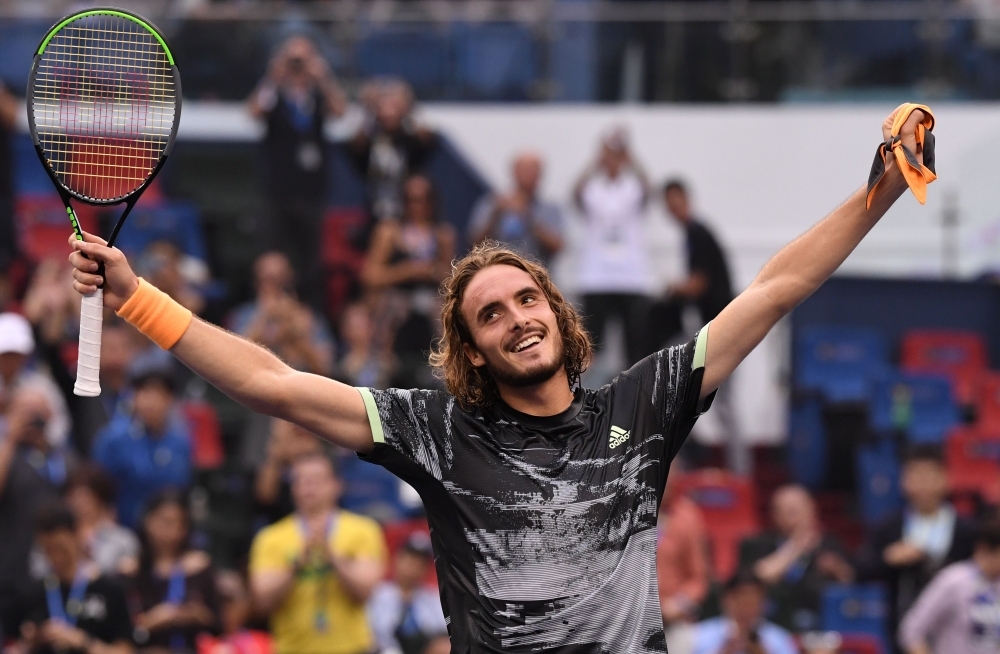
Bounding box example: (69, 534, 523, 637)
(0, 32, 998, 654)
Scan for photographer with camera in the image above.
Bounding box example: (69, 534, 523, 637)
(249, 35, 346, 313)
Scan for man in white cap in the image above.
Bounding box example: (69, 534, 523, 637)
(0, 312, 70, 450)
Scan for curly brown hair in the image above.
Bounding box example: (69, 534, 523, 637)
(429, 242, 592, 410)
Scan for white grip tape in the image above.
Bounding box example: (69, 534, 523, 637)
(74, 288, 103, 397)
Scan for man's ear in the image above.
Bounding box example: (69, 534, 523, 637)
(463, 342, 486, 369)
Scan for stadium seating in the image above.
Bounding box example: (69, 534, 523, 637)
(945, 426, 1000, 496)
(975, 372, 1000, 434)
(821, 584, 889, 652)
(788, 396, 827, 489)
(15, 195, 99, 262)
(855, 439, 902, 526)
(453, 23, 538, 100)
(900, 329, 987, 406)
(869, 371, 958, 444)
(673, 469, 759, 580)
(794, 326, 887, 402)
(355, 27, 451, 97)
(181, 400, 225, 471)
(112, 195, 209, 262)
(837, 633, 885, 654)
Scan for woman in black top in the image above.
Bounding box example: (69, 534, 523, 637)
(123, 490, 220, 652)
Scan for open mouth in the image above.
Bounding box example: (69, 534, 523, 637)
(511, 334, 542, 353)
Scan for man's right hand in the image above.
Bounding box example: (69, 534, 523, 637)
(67, 232, 139, 311)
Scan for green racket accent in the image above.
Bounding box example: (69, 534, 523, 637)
(37, 9, 174, 65)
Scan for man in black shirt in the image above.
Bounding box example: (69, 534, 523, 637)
(70, 106, 931, 653)
(649, 179, 747, 472)
(248, 36, 345, 312)
(19, 504, 133, 654)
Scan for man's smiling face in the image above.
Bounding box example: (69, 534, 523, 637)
(460, 264, 565, 389)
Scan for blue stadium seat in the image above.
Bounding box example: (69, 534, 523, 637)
(788, 397, 827, 489)
(453, 23, 537, 100)
(822, 584, 889, 651)
(869, 371, 959, 444)
(355, 27, 451, 96)
(337, 455, 423, 523)
(856, 439, 902, 527)
(794, 326, 887, 402)
(113, 200, 208, 262)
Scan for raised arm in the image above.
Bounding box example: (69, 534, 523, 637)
(700, 106, 926, 397)
(68, 234, 374, 453)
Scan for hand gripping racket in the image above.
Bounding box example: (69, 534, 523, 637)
(27, 8, 182, 397)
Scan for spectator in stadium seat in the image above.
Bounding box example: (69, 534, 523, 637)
(255, 419, 325, 524)
(856, 444, 976, 650)
(230, 252, 334, 377)
(135, 241, 206, 316)
(249, 35, 345, 312)
(899, 512, 1000, 654)
(657, 462, 710, 647)
(351, 79, 438, 224)
(19, 504, 134, 654)
(739, 485, 854, 632)
(692, 570, 798, 654)
(64, 464, 139, 576)
(249, 452, 386, 654)
(362, 174, 454, 388)
(0, 386, 77, 640)
(0, 81, 16, 268)
(91, 366, 192, 529)
(468, 152, 564, 266)
(336, 302, 396, 390)
(368, 532, 447, 654)
(0, 312, 72, 451)
(572, 128, 654, 368)
(121, 489, 221, 651)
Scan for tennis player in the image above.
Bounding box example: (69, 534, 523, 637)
(70, 106, 929, 653)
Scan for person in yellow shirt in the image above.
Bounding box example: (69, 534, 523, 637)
(250, 452, 386, 654)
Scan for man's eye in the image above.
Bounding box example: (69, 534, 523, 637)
(486, 310, 500, 321)
(523, 296, 536, 305)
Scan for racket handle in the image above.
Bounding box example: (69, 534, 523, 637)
(74, 289, 103, 397)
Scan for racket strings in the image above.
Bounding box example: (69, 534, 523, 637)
(31, 13, 176, 202)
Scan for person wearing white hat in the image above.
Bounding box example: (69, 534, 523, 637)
(0, 312, 71, 450)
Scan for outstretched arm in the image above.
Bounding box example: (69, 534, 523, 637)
(701, 106, 926, 397)
(68, 234, 374, 453)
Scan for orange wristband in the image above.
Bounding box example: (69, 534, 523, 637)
(116, 278, 193, 350)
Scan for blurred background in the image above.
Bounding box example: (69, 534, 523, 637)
(2, 2, 1000, 654)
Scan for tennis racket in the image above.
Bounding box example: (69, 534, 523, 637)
(27, 8, 182, 397)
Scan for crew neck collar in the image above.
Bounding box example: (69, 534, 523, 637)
(495, 388, 584, 428)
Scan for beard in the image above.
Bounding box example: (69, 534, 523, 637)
(481, 338, 566, 389)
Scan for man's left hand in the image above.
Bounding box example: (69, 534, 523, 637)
(882, 105, 927, 166)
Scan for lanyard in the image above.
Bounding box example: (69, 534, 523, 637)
(165, 565, 186, 650)
(25, 449, 67, 487)
(297, 513, 339, 633)
(45, 567, 90, 626)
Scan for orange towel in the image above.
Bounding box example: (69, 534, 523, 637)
(866, 103, 937, 208)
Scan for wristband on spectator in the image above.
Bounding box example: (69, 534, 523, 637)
(116, 278, 193, 350)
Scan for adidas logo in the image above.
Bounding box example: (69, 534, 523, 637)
(609, 425, 630, 449)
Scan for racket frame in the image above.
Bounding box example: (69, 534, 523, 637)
(26, 7, 182, 397)
(27, 6, 182, 243)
